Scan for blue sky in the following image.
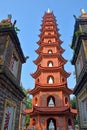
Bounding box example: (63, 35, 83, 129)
(0, 1, 87, 90)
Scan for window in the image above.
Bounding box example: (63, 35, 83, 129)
(48, 50, 53, 54)
(37, 78, 39, 82)
(32, 118, 36, 125)
(65, 97, 69, 106)
(48, 61, 53, 67)
(47, 76, 54, 84)
(9, 54, 19, 77)
(65, 97, 68, 104)
(61, 75, 65, 82)
(48, 40, 51, 44)
(62, 78, 65, 82)
(48, 96, 55, 107)
(34, 97, 38, 106)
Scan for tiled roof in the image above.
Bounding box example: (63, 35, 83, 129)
(70, 108, 77, 114)
(24, 106, 69, 114)
(34, 106, 69, 112)
(24, 106, 77, 115)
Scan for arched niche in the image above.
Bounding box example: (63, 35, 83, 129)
(32, 118, 36, 126)
(65, 97, 69, 106)
(47, 118, 56, 130)
(34, 97, 38, 106)
(68, 118, 73, 130)
(48, 61, 53, 67)
(47, 96, 55, 107)
(48, 50, 53, 54)
(48, 40, 51, 44)
(47, 76, 54, 84)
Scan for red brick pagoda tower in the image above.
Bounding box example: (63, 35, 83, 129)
(26, 9, 76, 130)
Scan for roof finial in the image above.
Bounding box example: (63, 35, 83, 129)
(47, 8, 51, 13)
(80, 8, 86, 14)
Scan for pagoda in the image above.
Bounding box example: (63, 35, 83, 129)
(25, 10, 76, 130)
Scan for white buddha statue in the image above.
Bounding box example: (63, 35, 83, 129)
(49, 120, 55, 130)
(48, 97, 55, 107)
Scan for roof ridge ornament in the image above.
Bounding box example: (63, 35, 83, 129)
(47, 8, 51, 13)
(8, 14, 12, 20)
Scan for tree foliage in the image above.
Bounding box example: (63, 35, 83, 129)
(25, 93, 32, 127)
(22, 86, 32, 127)
(70, 96, 77, 109)
(70, 96, 78, 125)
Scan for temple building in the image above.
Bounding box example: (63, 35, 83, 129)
(0, 15, 26, 130)
(71, 9, 87, 130)
(25, 10, 76, 130)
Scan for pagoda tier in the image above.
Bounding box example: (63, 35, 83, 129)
(25, 106, 77, 115)
(37, 38, 63, 45)
(37, 34, 60, 44)
(33, 52, 67, 65)
(38, 25, 60, 37)
(41, 18, 57, 29)
(39, 28, 60, 38)
(28, 84, 73, 95)
(27, 10, 76, 130)
(39, 27, 59, 35)
(35, 42, 65, 54)
(31, 65, 70, 79)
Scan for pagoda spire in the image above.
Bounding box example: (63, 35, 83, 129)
(80, 8, 86, 14)
(47, 8, 51, 13)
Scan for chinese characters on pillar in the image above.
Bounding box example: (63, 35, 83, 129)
(2, 100, 16, 130)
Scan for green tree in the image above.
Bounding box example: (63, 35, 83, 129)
(70, 96, 78, 125)
(25, 93, 32, 127)
(22, 86, 32, 127)
(70, 96, 77, 109)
